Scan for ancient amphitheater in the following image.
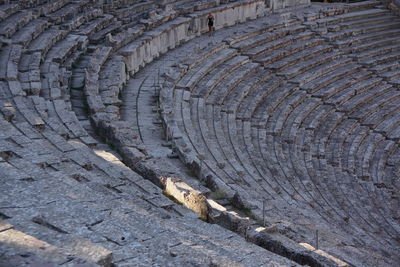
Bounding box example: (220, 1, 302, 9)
(0, 0, 399, 266)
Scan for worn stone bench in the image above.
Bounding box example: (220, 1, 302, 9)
(222, 69, 272, 114)
(0, 10, 34, 38)
(311, 70, 371, 99)
(269, 44, 333, 73)
(176, 47, 237, 90)
(313, 8, 389, 28)
(257, 36, 323, 65)
(191, 55, 249, 97)
(232, 24, 305, 52)
(45, 1, 90, 24)
(10, 19, 48, 47)
(0, 44, 21, 81)
(325, 19, 400, 43)
(206, 62, 259, 105)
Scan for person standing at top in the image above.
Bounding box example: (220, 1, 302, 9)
(207, 13, 214, 35)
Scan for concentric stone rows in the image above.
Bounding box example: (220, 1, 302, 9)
(160, 1, 400, 266)
(1, 0, 400, 266)
(0, 1, 306, 266)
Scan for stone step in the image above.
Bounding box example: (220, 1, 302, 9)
(314, 7, 388, 27)
(359, 49, 400, 66)
(277, 51, 340, 80)
(11, 18, 48, 47)
(311, 69, 372, 99)
(222, 69, 272, 114)
(343, 35, 400, 54)
(75, 14, 115, 36)
(300, 63, 361, 94)
(324, 77, 383, 106)
(257, 37, 324, 65)
(244, 31, 315, 59)
(27, 27, 68, 55)
(206, 62, 260, 105)
(236, 76, 284, 120)
(327, 13, 394, 32)
(335, 27, 400, 49)
(232, 24, 306, 51)
(0, 10, 34, 38)
(325, 20, 400, 42)
(353, 43, 400, 61)
(336, 83, 394, 113)
(45, 2, 88, 24)
(176, 48, 237, 90)
(191, 55, 249, 98)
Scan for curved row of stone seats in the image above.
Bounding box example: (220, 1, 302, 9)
(166, 65, 382, 266)
(108, 0, 398, 264)
(81, 0, 266, 119)
(159, 2, 400, 265)
(290, 5, 399, 241)
(0, 0, 105, 147)
(2, 0, 396, 266)
(316, 118, 400, 237)
(73, 1, 267, 181)
(0, 0, 91, 38)
(317, 6, 400, 69)
(257, 85, 400, 247)
(162, 27, 365, 256)
(86, 0, 244, 50)
(227, 20, 355, 89)
(0, 6, 36, 38)
(89, 1, 158, 45)
(306, 96, 397, 214)
(288, 6, 400, 241)
(166, 49, 284, 213)
(0, 98, 297, 266)
(0, 2, 305, 265)
(247, 82, 381, 241)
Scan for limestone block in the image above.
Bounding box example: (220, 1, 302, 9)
(0, 221, 13, 232)
(100, 56, 127, 89)
(270, 0, 310, 10)
(0, 228, 64, 263)
(88, 46, 112, 73)
(389, 0, 400, 16)
(6, 45, 22, 81)
(1, 101, 16, 122)
(67, 238, 113, 267)
(0, 10, 34, 38)
(8, 81, 26, 96)
(164, 177, 208, 220)
(11, 19, 48, 46)
(87, 95, 106, 113)
(0, 3, 19, 21)
(34, 0, 70, 17)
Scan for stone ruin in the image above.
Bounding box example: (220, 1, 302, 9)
(0, 0, 399, 266)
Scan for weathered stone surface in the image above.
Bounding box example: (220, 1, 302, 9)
(164, 177, 208, 220)
(1, 0, 399, 266)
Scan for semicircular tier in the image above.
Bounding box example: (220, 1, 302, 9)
(160, 2, 400, 265)
(0, 0, 305, 266)
(1, 0, 399, 266)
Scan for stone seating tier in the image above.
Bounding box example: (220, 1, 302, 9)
(1, 0, 400, 266)
(158, 2, 400, 265)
